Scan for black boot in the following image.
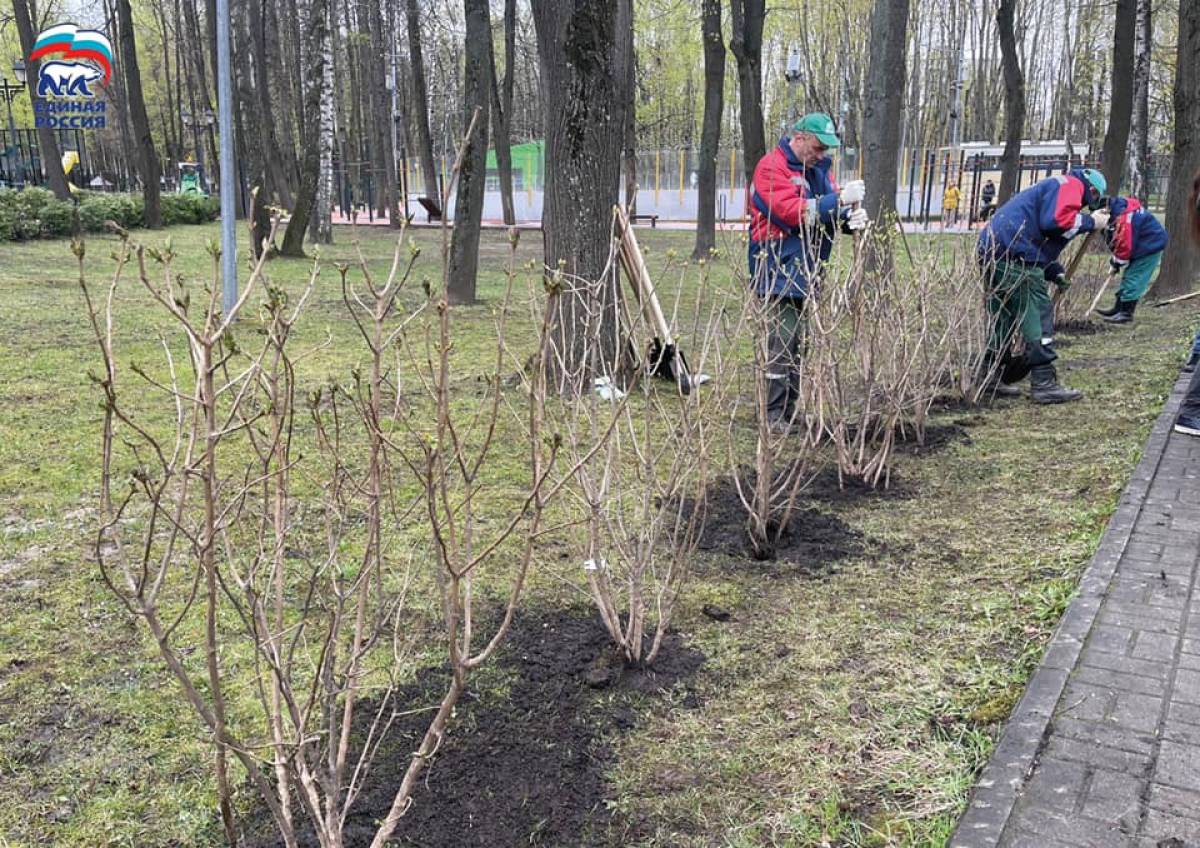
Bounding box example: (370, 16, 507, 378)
(1185, 351, 1200, 374)
(1103, 299, 1137, 324)
(1096, 296, 1122, 318)
(1030, 364, 1083, 404)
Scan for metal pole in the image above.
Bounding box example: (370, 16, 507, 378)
(217, 0, 238, 319)
(3, 96, 15, 187)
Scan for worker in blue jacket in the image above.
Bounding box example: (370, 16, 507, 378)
(1095, 196, 1169, 324)
(976, 168, 1110, 403)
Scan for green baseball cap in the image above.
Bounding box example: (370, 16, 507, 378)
(793, 113, 841, 148)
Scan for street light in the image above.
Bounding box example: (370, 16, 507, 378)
(0, 59, 26, 188)
(181, 106, 215, 192)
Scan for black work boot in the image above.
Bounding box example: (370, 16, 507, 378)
(1030, 364, 1083, 404)
(1185, 351, 1200, 374)
(1096, 296, 1122, 318)
(1103, 299, 1137, 324)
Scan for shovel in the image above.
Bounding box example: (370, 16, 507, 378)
(613, 206, 694, 395)
(1088, 267, 1121, 314)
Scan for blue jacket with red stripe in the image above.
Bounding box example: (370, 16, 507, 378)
(1104, 196, 1167, 265)
(977, 170, 1102, 270)
(746, 138, 842, 298)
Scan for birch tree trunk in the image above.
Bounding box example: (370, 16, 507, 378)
(1128, 0, 1152, 203)
(310, 0, 336, 244)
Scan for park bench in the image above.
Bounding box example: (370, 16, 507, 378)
(630, 213, 658, 228)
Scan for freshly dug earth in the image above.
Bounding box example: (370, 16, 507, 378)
(244, 608, 703, 847)
(698, 473, 869, 567)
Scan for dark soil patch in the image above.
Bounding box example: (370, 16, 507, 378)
(893, 422, 971, 456)
(243, 608, 703, 848)
(928, 395, 982, 415)
(698, 473, 867, 567)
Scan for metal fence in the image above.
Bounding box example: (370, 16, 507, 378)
(0, 131, 1176, 228)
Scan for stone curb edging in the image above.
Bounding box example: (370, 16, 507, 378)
(949, 371, 1190, 848)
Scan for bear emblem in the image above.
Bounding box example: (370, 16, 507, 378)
(37, 61, 103, 97)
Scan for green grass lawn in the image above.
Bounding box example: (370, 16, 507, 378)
(0, 220, 1195, 847)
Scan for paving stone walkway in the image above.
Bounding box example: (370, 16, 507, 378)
(953, 372, 1200, 848)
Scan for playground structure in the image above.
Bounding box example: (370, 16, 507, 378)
(177, 162, 206, 195)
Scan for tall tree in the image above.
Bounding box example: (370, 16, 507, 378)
(1153, 2, 1200, 298)
(530, 0, 630, 386)
(692, 0, 723, 260)
(488, 0, 517, 225)
(996, 0, 1025, 204)
(447, 0, 491, 304)
(406, 0, 440, 200)
(1127, 0, 1152, 203)
(620, 37, 637, 216)
(234, 0, 274, 256)
(281, 0, 331, 256)
(1100, 0, 1137, 192)
(11, 0, 71, 200)
(247, 0, 294, 210)
(310, 0, 336, 244)
(729, 0, 765, 186)
(117, 0, 163, 227)
(861, 0, 909, 220)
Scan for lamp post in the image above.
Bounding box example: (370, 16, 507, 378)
(0, 59, 26, 188)
(181, 106, 215, 192)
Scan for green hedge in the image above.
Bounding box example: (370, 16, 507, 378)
(0, 188, 220, 241)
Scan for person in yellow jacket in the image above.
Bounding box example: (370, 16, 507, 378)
(942, 183, 962, 229)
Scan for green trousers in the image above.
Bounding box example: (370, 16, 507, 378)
(1116, 251, 1163, 302)
(986, 261, 1055, 367)
(764, 295, 806, 421)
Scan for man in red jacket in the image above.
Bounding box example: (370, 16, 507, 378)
(748, 113, 867, 433)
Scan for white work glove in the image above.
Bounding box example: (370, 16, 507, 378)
(845, 208, 869, 231)
(839, 179, 865, 206)
(1089, 209, 1111, 230)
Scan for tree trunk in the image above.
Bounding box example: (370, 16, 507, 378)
(406, 0, 440, 199)
(620, 10, 637, 214)
(1152, 3, 1200, 298)
(488, 0, 517, 225)
(1100, 0, 1137, 192)
(118, 0, 163, 227)
(447, 0, 491, 304)
(281, 0, 330, 256)
(729, 0, 766, 186)
(692, 0, 723, 260)
(235, 0, 274, 257)
(364, 0, 398, 224)
(248, 0, 294, 211)
(310, 0, 336, 244)
(996, 0, 1025, 205)
(861, 0, 909, 220)
(530, 0, 630, 388)
(1128, 0, 1152, 203)
(11, 0, 71, 200)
